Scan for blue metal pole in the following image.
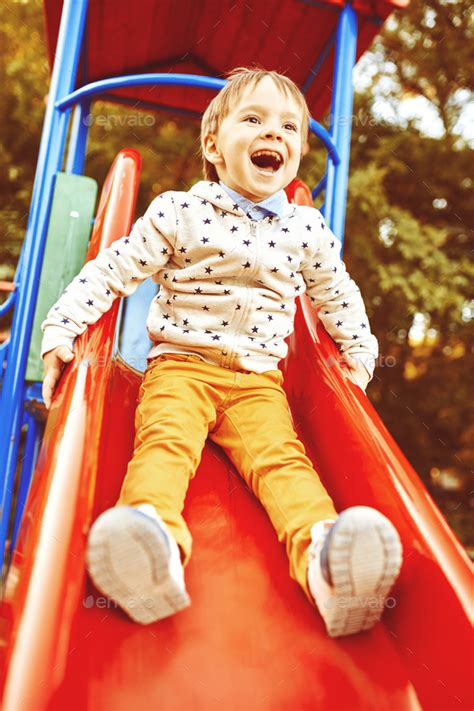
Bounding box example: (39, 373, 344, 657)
(0, 0, 89, 575)
(324, 3, 358, 247)
(56, 73, 226, 110)
(312, 173, 327, 200)
(0, 246, 22, 323)
(309, 117, 340, 166)
(54, 73, 340, 174)
(65, 100, 91, 175)
(11, 411, 40, 551)
(55, 74, 339, 172)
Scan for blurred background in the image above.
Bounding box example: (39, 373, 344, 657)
(1, 0, 472, 554)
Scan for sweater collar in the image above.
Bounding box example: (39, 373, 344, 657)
(218, 182, 287, 220)
(189, 180, 295, 219)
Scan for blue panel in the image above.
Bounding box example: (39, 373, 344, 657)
(119, 279, 158, 373)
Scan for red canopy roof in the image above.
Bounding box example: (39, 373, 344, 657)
(44, 0, 407, 120)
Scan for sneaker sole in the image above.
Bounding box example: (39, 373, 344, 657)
(323, 506, 403, 637)
(86, 507, 190, 624)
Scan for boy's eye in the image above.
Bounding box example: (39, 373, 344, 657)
(244, 116, 260, 124)
(284, 122, 298, 132)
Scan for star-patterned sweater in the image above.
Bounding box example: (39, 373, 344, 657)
(41, 180, 378, 378)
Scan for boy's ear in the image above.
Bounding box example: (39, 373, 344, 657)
(202, 134, 223, 166)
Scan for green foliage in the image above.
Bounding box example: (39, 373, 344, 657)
(302, 0, 474, 547)
(83, 101, 202, 217)
(0, 0, 50, 278)
(377, 0, 473, 136)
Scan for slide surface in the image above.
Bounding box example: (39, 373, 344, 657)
(1, 152, 472, 711)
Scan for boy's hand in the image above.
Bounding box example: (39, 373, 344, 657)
(42, 346, 75, 410)
(340, 357, 371, 392)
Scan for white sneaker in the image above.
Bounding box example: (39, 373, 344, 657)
(307, 506, 403, 638)
(85, 504, 190, 624)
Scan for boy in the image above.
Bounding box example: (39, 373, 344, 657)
(41, 68, 402, 638)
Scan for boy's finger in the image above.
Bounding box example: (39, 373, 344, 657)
(43, 372, 56, 393)
(42, 351, 74, 408)
(43, 369, 60, 405)
(42, 379, 52, 409)
(59, 347, 74, 362)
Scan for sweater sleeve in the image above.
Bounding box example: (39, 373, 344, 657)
(40, 193, 177, 358)
(300, 210, 379, 381)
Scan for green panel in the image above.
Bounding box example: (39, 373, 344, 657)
(26, 173, 98, 382)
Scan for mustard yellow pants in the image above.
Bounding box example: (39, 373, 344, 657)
(116, 353, 338, 602)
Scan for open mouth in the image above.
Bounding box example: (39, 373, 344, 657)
(250, 149, 283, 174)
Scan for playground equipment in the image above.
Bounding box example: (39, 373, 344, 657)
(0, 1, 472, 710)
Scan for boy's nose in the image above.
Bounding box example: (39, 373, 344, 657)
(262, 126, 283, 141)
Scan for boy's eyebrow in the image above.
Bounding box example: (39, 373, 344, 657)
(237, 104, 302, 122)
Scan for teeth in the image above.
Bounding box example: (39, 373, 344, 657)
(252, 150, 282, 164)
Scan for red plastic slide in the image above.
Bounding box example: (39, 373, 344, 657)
(1, 151, 472, 711)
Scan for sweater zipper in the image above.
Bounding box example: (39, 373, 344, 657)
(222, 219, 259, 368)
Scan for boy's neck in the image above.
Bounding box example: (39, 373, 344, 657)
(217, 180, 287, 221)
(218, 180, 273, 205)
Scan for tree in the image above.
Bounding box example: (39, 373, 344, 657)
(304, 0, 474, 550)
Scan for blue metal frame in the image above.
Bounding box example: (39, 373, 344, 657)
(0, 0, 359, 574)
(56, 75, 341, 170)
(65, 100, 91, 175)
(0, 249, 22, 321)
(324, 3, 358, 239)
(0, 0, 89, 574)
(11, 408, 40, 552)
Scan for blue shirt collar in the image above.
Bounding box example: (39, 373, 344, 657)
(219, 181, 288, 220)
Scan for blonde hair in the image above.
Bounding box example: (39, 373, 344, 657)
(200, 67, 310, 182)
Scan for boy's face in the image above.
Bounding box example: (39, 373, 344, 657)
(203, 77, 304, 202)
